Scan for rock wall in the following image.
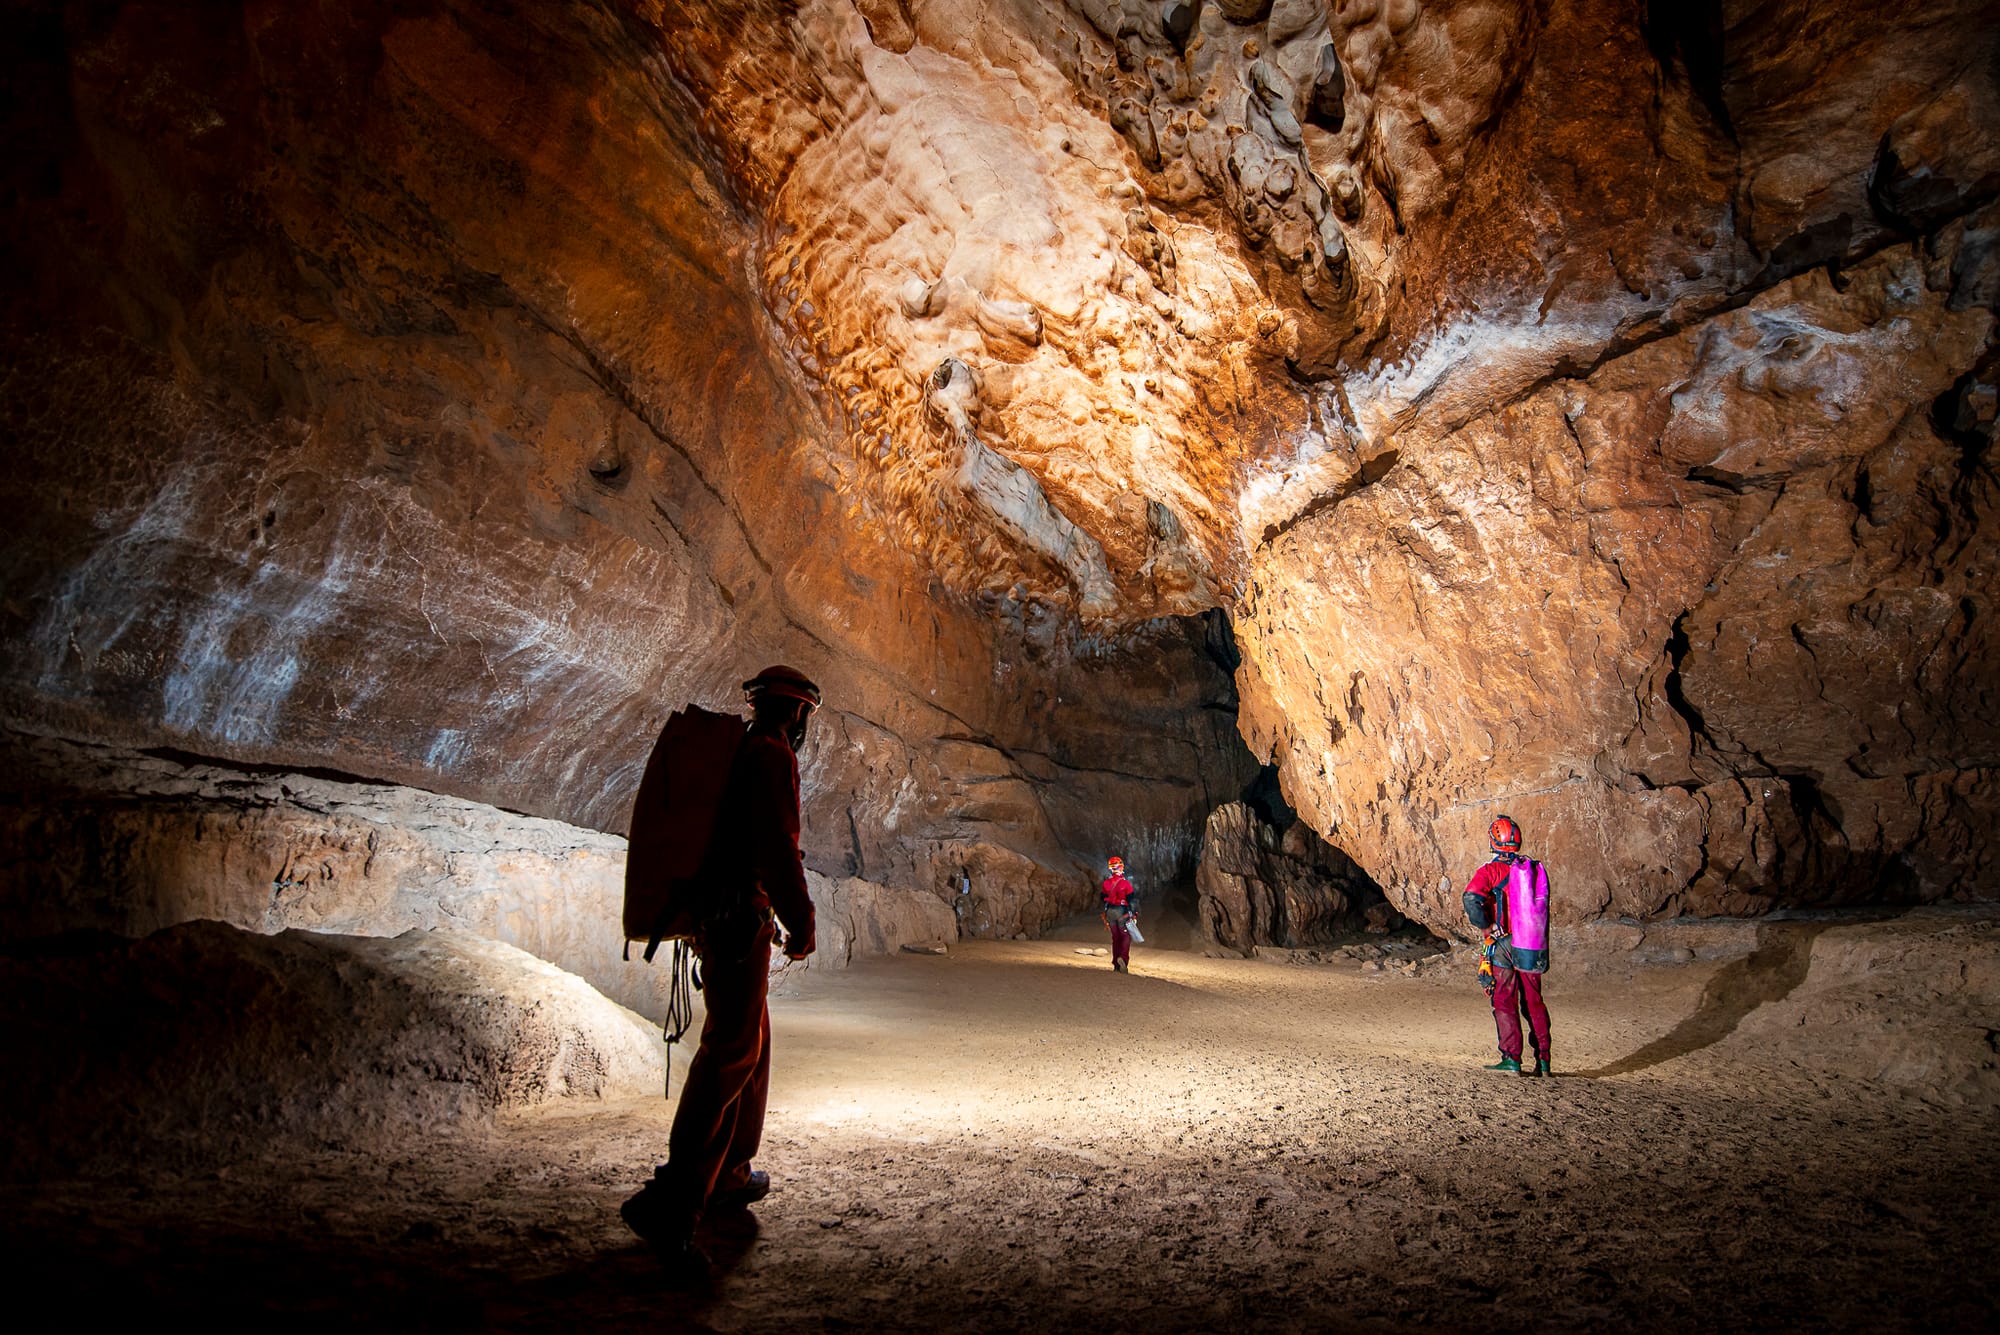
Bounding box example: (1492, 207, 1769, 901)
(1195, 799, 1387, 950)
(0, 0, 1253, 942)
(1238, 239, 2000, 932)
(1210, 0, 2000, 929)
(811, 872, 960, 962)
(0, 732, 966, 1018)
(572, 0, 2000, 930)
(1, 0, 1994, 945)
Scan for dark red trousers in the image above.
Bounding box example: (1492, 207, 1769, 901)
(1106, 912, 1132, 965)
(663, 924, 772, 1221)
(1491, 967, 1552, 1063)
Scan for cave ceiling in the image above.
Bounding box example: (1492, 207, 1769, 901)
(2, 0, 1997, 931)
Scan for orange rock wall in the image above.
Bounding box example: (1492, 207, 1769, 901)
(1239, 246, 1999, 928)
(1, 0, 1994, 938)
(0, 0, 1250, 936)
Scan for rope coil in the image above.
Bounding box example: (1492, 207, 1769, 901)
(661, 939, 699, 1098)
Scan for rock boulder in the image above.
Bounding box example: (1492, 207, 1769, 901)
(0, 922, 664, 1177)
(1195, 801, 1383, 950)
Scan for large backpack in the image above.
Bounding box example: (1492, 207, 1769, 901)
(623, 704, 745, 960)
(1499, 857, 1552, 972)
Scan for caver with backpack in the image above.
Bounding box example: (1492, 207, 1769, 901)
(619, 665, 822, 1278)
(1461, 815, 1553, 1077)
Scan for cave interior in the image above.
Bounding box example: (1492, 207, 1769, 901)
(2, 0, 1997, 1329)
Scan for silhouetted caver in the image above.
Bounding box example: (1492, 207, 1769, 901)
(1099, 855, 1139, 973)
(622, 665, 821, 1273)
(1462, 815, 1553, 1076)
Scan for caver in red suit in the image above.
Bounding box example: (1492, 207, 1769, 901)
(1462, 814, 1553, 1077)
(622, 666, 819, 1272)
(1100, 859, 1138, 972)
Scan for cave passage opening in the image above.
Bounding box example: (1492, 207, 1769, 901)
(1126, 609, 1451, 963)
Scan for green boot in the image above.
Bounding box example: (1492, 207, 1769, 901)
(1483, 1056, 1521, 1073)
(1533, 1058, 1551, 1078)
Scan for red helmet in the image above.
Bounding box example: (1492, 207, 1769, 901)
(743, 664, 821, 711)
(1489, 815, 1522, 853)
(1106, 856, 1124, 874)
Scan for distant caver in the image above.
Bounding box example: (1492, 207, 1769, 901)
(1099, 855, 1141, 974)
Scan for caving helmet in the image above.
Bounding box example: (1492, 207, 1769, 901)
(742, 664, 822, 712)
(744, 665, 821, 753)
(1107, 856, 1124, 875)
(1489, 815, 1523, 854)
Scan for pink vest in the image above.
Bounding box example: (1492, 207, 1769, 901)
(1501, 859, 1551, 951)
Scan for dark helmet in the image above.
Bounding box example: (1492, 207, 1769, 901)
(743, 664, 822, 711)
(1489, 815, 1523, 853)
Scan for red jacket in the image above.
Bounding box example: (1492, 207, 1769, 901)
(707, 726, 815, 945)
(1462, 861, 1510, 929)
(1100, 875, 1136, 910)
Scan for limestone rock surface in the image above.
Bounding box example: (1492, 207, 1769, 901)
(1, 0, 1995, 942)
(0, 733, 976, 1017)
(1238, 242, 2000, 934)
(808, 869, 962, 964)
(0, 0, 1253, 945)
(642, 0, 2000, 930)
(0, 921, 664, 1178)
(1195, 799, 1382, 950)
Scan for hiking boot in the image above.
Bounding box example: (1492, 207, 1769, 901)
(1114, 958, 1127, 973)
(708, 1169, 770, 1213)
(616, 1175, 696, 1239)
(1532, 1058, 1551, 1078)
(620, 1180, 683, 1244)
(1483, 1056, 1521, 1073)
(623, 1181, 710, 1282)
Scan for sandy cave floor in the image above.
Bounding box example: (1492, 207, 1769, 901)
(7, 921, 1998, 1333)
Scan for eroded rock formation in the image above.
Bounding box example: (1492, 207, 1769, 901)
(2, 0, 1996, 943)
(0, 733, 967, 1015)
(0, 922, 663, 1177)
(1240, 245, 2000, 931)
(1195, 798, 1387, 949)
(1714, 908, 2000, 1107)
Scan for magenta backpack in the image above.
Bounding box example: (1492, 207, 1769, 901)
(1501, 858, 1551, 965)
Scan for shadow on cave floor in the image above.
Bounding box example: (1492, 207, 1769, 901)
(1574, 909, 1907, 1079)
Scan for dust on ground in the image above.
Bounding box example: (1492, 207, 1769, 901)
(8, 917, 1997, 1332)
